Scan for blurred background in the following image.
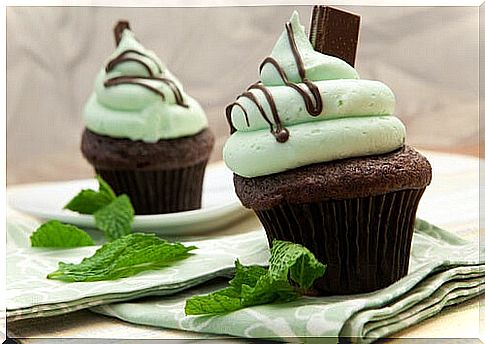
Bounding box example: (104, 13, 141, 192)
(6, 6, 479, 184)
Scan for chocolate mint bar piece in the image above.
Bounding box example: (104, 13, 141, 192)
(114, 20, 131, 46)
(309, 6, 360, 66)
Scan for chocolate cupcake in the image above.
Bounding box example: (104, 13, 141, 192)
(81, 21, 214, 215)
(223, 11, 431, 294)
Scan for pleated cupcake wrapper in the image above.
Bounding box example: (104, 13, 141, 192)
(96, 161, 208, 215)
(255, 188, 426, 295)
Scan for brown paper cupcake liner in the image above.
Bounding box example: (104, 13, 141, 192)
(255, 188, 426, 295)
(96, 161, 208, 215)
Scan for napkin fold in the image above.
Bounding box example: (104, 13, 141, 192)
(6, 216, 269, 321)
(90, 220, 484, 343)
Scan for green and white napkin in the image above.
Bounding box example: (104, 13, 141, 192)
(6, 217, 269, 321)
(7, 215, 484, 343)
(91, 220, 484, 343)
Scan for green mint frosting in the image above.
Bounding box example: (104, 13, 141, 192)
(260, 11, 358, 85)
(223, 11, 405, 178)
(83, 29, 208, 142)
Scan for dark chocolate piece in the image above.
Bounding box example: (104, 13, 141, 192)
(309, 6, 360, 66)
(114, 20, 131, 46)
(233, 145, 432, 210)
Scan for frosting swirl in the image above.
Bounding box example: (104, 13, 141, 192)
(84, 28, 208, 142)
(223, 12, 405, 178)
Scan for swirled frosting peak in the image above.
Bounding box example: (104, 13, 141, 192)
(223, 11, 405, 178)
(260, 12, 359, 86)
(84, 26, 208, 142)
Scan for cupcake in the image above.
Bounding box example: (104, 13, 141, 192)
(81, 21, 214, 215)
(223, 12, 432, 294)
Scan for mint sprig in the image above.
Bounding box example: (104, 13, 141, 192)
(64, 175, 116, 214)
(185, 240, 326, 315)
(47, 233, 197, 282)
(64, 176, 134, 241)
(269, 240, 327, 290)
(30, 220, 95, 248)
(94, 195, 134, 241)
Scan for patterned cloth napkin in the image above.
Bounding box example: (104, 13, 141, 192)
(6, 212, 484, 342)
(6, 216, 269, 321)
(90, 219, 484, 343)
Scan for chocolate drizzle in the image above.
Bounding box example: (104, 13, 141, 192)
(104, 22, 188, 108)
(225, 21, 323, 143)
(247, 82, 289, 143)
(106, 49, 163, 75)
(114, 21, 130, 46)
(104, 76, 166, 100)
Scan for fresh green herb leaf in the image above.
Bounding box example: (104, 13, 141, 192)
(185, 260, 271, 315)
(64, 189, 112, 215)
(64, 175, 116, 214)
(97, 175, 117, 199)
(184, 241, 326, 315)
(30, 220, 95, 248)
(47, 233, 196, 282)
(230, 260, 267, 290)
(269, 240, 327, 291)
(64, 176, 133, 241)
(94, 195, 134, 241)
(185, 261, 298, 316)
(240, 273, 298, 306)
(184, 284, 243, 315)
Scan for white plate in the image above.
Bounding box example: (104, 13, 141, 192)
(7, 163, 250, 236)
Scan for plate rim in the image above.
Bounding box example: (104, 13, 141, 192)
(7, 164, 248, 234)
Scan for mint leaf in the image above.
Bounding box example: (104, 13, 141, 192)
(30, 220, 95, 248)
(184, 286, 243, 315)
(94, 195, 134, 241)
(231, 260, 296, 304)
(64, 176, 133, 241)
(47, 233, 196, 282)
(240, 273, 297, 305)
(64, 175, 116, 214)
(97, 175, 116, 199)
(185, 261, 297, 316)
(230, 260, 267, 290)
(269, 240, 327, 291)
(185, 241, 326, 315)
(185, 260, 268, 315)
